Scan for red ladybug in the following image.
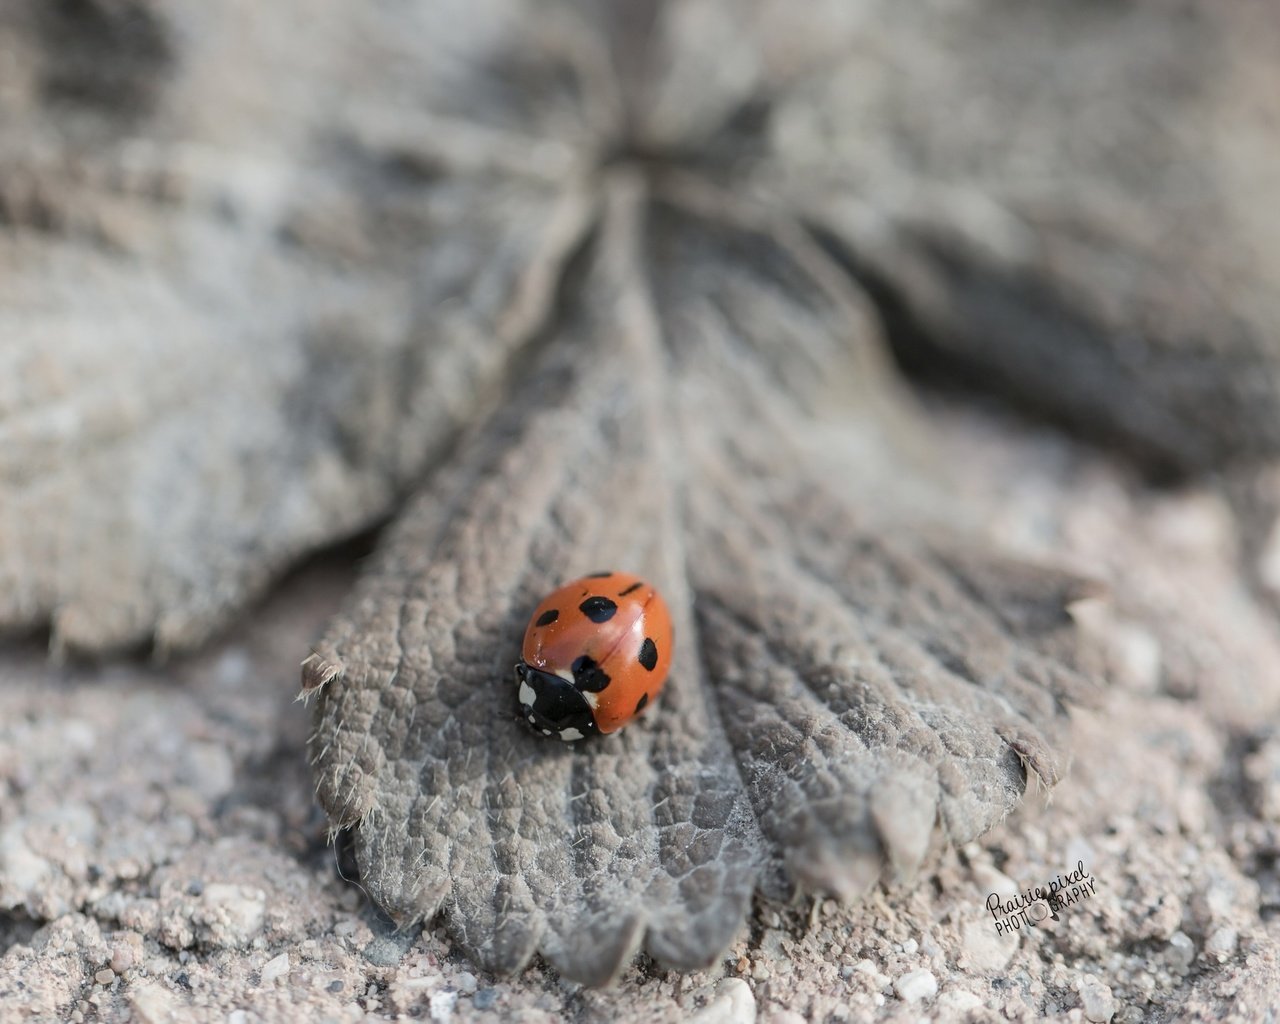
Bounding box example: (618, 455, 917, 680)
(515, 571, 673, 741)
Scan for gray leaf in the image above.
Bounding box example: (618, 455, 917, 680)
(305, 179, 1101, 982)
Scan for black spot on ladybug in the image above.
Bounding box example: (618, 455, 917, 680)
(635, 693, 649, 714)
(638, 637, 658, 671)
(571, 655, 611, 692)
(587, 570, 614, 578)
(579, 596, 618, 622)
(618, 581, 643, 596)
(535, 609, 559, 627)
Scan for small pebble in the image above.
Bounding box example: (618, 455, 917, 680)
(1205, 927, 1238, 959)
(959, 918, 1015, 972)
(327, 980, 344, 993)
(473, 989, 498, 1011)
(456, 972, 478, 995)
(1079, 977, 1115, 1023)
(429, 990, 457, 1022)
(893, 969, 937, 1003)
(260, 952, 290, 985)
(972, 863, 1018, 899)
(901, 939, 918, 956)
(1166, 931, 1196, 970)
(690, 977, 756, 1024)
(110, 945, 135, 975)
(95, 969, 115, 986)
(938, 991, 984, 1014)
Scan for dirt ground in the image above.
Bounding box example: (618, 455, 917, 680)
(3, 399, 1279, 1024)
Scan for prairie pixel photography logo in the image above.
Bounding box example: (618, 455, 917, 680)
(987, 860, 1099, 935)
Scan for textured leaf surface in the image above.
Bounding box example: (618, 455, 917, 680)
(304, 179, 1100, 982)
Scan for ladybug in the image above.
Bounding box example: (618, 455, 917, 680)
(515, 571, 673, 741)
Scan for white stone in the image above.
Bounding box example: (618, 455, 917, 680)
(691, 977, 756, 1024)
(1166, 931, 1196, 970)
(1078, 977, 1115, 1023)
(893, 969, 937, 1003)
(260, 952, 290, 985)
(972, 863, 1018, 899)
(128, 983, 174, 1024)
(429, 990, 457, 1023)
(1206, 927, 1238, 959)
(959, 918, 1016, 971)
(200, 884, 266, 946)
(937, 990, 984, 1014)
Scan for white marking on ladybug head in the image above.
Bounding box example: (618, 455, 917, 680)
(555, 668, 575, 684)
(582, 691, 599, 710)
(518, 680, 536, 708)
(559, 727, 584, 742)
(541, 729, 552, 736)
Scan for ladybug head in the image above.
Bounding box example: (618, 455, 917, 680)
(514, 662, 599, 742)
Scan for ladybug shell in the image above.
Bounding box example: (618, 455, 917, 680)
(518, 571, 673, 737)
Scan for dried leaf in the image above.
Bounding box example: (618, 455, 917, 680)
(304, 179, 1100, 982)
